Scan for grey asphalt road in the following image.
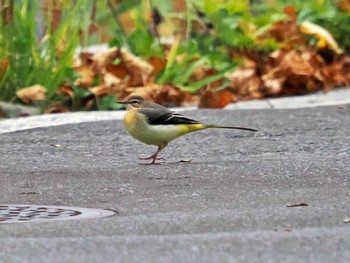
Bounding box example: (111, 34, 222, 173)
(0, 106, 350, 263)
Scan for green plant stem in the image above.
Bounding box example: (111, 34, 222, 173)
(107, 0, 134, 52)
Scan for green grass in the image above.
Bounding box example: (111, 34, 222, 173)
(0, 0, 94, 104)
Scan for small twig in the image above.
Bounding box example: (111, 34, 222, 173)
(185, 0, 192, 47)
(148, 0, 165, 53)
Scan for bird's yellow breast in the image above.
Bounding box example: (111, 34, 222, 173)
(124, 109, 139, 129)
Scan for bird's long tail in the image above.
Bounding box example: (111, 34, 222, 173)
(205, 124, 257, 132)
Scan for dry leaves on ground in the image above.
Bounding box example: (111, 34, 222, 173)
(227, 7, 350, 102)
(46, 46, 198, 112)
(17, 5, 350, 111)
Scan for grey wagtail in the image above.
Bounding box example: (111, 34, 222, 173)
(118, 96, 257, 165)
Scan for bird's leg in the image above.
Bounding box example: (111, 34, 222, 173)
(138, 154, 163, 160)
(139, 144, 167, 165)
(138, 145, 165, 160)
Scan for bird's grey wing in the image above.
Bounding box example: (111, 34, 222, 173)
(139, 108, 200, 125)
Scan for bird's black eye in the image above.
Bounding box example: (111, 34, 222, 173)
(130, 100, 140, 107)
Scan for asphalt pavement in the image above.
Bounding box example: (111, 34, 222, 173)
(0, 97, 350, 262)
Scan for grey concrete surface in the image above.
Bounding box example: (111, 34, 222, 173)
(1, 105, 350, 262)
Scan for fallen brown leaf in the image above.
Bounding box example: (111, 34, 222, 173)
(262, 49, 327, 95)
(119, 48, 154, 85)
(58, 83, 74, 97)
(92, 47, 119, 73)
(280, 50, 315, 76)
(267, 6, 306, 48)
(72, 53, 96, 88)
(262, 73, 285, 95)
(190, 66, 216, 83)
(154, 84, 192, 106)
(287, 203, 309, 207)
(148, 56, 167, 75)
(74, 66, 96, 88)
(227, 63, 264, 99)
(322, 56, 350, 87)
(92, 47, 154, 86)
(16, 85, 47, 104)
(199, 89, 233, 108)
(44, 103, 70, 114)
(89, 72, 126, 97)
(125, 83, 192, 107)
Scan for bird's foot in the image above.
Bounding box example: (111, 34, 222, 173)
(138, 156, 164, 161)
(139, 160, 163, 165)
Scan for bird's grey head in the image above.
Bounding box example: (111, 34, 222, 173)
(117, 96, 145, 109)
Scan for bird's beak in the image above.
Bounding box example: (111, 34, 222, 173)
(117, 100, 129, 105)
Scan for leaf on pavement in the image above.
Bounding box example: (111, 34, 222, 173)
(343, 217, 350, 223)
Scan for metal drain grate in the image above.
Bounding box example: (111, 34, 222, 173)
(0, 204, 115, 224)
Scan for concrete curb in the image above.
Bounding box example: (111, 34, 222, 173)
(0, 88, 349, 134)
(226, 88, 350, 110)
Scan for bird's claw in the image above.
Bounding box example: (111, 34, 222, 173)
(139, 159, 164, 165)
(138, 156, 164, 161)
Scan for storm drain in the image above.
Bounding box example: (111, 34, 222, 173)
(0, 204, 115, 224)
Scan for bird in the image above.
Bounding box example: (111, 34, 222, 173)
(118, 96, 257, 165)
